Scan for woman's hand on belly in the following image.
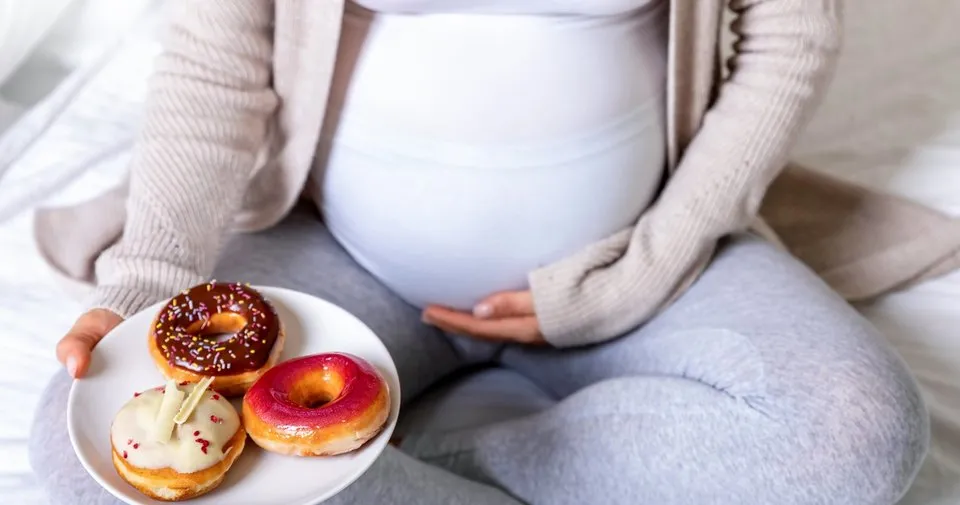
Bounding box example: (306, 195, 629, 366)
(421, 290, 546, 345)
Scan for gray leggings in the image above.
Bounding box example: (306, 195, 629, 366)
(30, 207, 928, 505)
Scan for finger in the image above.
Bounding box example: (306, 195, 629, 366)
(424, 306, 540, 342)
(56, 335, 95, 378)
(473, 291, 534, 319)
(56, 310, 123, 378)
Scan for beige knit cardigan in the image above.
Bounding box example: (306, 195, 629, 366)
(33, 0, 960, 347)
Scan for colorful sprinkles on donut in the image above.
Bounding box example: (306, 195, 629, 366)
(152, 282, 281, 376)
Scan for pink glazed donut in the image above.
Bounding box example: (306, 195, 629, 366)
(242, 353, 390, 456)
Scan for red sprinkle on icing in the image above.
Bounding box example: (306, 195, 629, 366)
(122, 451, 128, 459)
(126, 439, 132, 445)
(133, 443, 139, 449)
(195, 437, 211, 454)
(211, 394, 220, 400)
(210, 415, 221, 424)
(193, 430, 200, 436)
(133, 392, 141, 397)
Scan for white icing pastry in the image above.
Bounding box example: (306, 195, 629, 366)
(110, 384, 241, 474)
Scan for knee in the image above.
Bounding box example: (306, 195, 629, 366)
(28, 372, 78, 500)
(29, 371, 72, 457)
(805, 357, 929, 504)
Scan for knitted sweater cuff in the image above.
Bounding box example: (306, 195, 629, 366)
(85, 285, 166, 319)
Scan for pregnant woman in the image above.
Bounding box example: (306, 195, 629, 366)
(32, 1, 929, 504)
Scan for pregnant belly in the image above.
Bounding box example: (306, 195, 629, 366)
(320, 128, 664, 310)
(318, 5, 667, 309)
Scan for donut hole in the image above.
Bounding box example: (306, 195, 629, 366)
(288, 371, 346, 410)
(301, 392, 336, 409)
(186, 313, 248, 343)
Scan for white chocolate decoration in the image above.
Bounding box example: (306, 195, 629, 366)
(174, 376, 214, 425)
(152, 380, 184, 443)
(111, 384, 241, 474)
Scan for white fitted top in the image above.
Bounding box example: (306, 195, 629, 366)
(312, 0, 667, 310)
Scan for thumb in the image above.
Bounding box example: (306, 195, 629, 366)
(56, 309, 124, 379)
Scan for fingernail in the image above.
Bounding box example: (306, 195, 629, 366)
(473, 303, 493, 319)
(66, 356, 78, 378)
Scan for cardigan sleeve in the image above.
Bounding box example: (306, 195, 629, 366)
(528, 0, 843, 347)
(87, 0, 278, 317)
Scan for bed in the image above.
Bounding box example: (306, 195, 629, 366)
(1, 1, 958, 503)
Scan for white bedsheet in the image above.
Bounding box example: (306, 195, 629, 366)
(0, 9, 159, 503)
(0, 1, 958, 504)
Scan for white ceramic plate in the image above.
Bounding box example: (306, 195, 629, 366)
(68, 286, 401, 505)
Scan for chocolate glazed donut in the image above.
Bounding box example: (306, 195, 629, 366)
(148, 282, 286, 396)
